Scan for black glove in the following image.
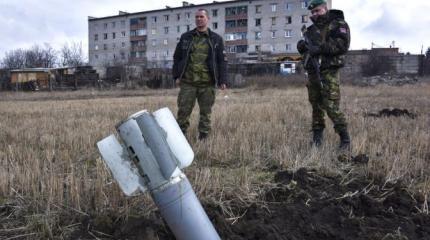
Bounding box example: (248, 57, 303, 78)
(297, 40, 308, 54)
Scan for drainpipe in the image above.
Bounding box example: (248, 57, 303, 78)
(97, 108, 220, 240)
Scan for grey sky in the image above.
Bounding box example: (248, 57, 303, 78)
(0, 0, 429, 60)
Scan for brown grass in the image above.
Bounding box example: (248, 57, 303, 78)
(0, 79, 429, 238)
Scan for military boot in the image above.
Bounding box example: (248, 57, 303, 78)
(338, 130, 351, 150)
(312, 129, 324, 147)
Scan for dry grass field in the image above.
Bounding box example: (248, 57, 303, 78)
(0, 78, 429, 239)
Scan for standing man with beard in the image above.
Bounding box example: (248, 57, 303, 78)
(297, 0, 351, 150)
(173, 9, 227, 140)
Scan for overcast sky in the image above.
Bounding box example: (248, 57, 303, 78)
(0, 0, 429, 60)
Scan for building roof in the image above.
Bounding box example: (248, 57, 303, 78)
(88, 0, 254, 21)
(10, 68, 52, 73)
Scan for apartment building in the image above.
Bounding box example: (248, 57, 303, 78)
(88, 0, 332, 68)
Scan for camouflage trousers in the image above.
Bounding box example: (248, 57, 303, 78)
(306, 68, 348, 133)
(177, 83, 216, 134)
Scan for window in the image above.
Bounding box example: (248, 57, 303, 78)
(255, 18, 261, 26)
(226, 6, 247, 16)
(121, 42, 125, 48)
(255, 45, 261, 52)
(285, 30, 292, 38)
(212, 9, 218, 17)
(225, 32, 247, 41)
(137, 29, 146, 36)
(226, 20, 236, 28)
(121, 31, 126, 37)
(94, 45, 99, 50)
(213, 22, 218, 29)
(271, 31, 276, 38)
(152, 40, 156, 46)
(237, 19, 247, 27)
(103, 44, 107, 50)
(130, 30, 136, 37)
(302, 15, 308, 23)
(103, 33, 108, 39)
(186, 25, 190, 31)
(104, 23, 108, 29)
(164, 15, 169, 21)
(255, 5, 262, 14)
(163, 50, 169, 57)
(121, 52, 125, 60)
(286, 44, 292, 51)
(286, 3, 293, 11)
(271, 3, 277, 12)
(236, 45, 247, 53)
(163, 39, 168, 45)
(95, 54, 99, 59)
(271, 17, 277, 26)
(270, 45, 275, 52)
(177, 13, 181, 21)
(151, 28, 156, 35)
(112, 32, 116, 39)
(111, 22, 116, 28)
(164, 27, 169, 34)
(177, 26, 181, 33)
(301, 1, 308, 9)
(94, 34, 98, 41)
(286, 16, 292, 24)
(152, 16, 157, 23)
(186, 12, 191, 19)
(255, 31, 261, 40)
(121, 20, 125, 27)
(130, 18, 139, 25)
(112, 43, 116, 49)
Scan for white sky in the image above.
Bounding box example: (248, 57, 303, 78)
(0, 0, 429, 60)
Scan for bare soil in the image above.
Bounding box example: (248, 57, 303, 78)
(61, 166, 430, 240)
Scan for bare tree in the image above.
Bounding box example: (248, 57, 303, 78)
(60, 42, 86, 67)
(2, 49, 26, 69)
(25, 44, 57, 68)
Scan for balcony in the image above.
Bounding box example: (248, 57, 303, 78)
(225, 13, 248, 21)
(130, 36, 146, 41)
(225, 39, 247, 46)
(225, 27, 248, 33)
(130, 23, 147, 30)
(129, 57, 147, 63)
(131, 45, 147, 52)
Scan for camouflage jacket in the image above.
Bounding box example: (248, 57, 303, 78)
(304, 9, 350, 70)
(173, 28, 227, 87)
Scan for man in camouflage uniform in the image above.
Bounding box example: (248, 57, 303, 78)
(297, 0, 351, 149)
(173, 9, 227, 140)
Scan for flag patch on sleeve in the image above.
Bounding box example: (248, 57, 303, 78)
(339, 27, 348, 34)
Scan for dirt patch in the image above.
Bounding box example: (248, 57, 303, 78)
(61, 168, 430, 240)
(366, 108, 417, 119)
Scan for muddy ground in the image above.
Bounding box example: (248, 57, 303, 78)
(56, 165, 430, 240)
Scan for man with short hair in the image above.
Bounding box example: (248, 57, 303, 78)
(297, 0, 351, 149)
(173, 9, 227, 140)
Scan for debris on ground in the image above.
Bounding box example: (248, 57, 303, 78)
(366, 108, 417, 119)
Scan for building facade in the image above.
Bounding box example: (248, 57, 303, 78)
(88, 0, 332, 68)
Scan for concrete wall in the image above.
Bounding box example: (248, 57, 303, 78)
(341, 51, 423, 78)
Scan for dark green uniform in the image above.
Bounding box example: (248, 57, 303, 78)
(297, 8, 351, 148)
(177, 31, 215, 135)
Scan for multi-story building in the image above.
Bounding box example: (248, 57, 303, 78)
(88, 0, 332, 68)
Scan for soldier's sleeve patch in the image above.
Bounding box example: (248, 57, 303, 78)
(339, 27, 348, 34)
